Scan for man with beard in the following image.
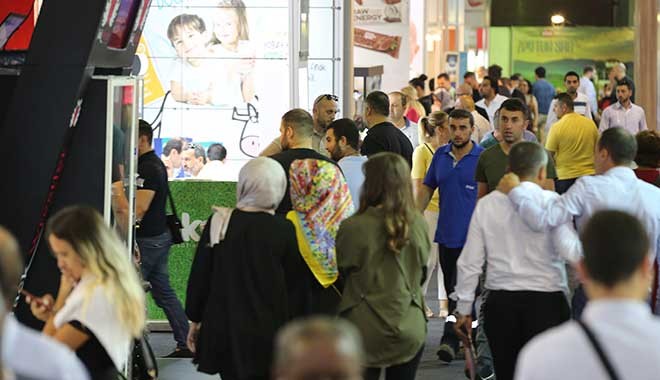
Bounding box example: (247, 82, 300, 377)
(544, 71, 593, 134)
(260, 94, 339, 156)
(325, 118, 366, 211)
(476, 99, 556, 198)
(415, 109, 484, 364)
(599, 79, 647, 135)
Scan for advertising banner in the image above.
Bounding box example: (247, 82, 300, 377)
(353, 0, 409, 93)
(139, 0, 291, 180)
(511, 27, 634, 88)
(147, 180, 236, 320)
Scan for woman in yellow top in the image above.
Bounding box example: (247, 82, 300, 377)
(411, 111, 450, 318)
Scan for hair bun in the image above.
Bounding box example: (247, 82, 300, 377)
(418, 74, 428, 81)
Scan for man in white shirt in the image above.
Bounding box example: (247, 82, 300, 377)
(388, 91, 419, 148)
(325, 118, 366, 211)
(578, 66, 599, 121)
(476, 76, 508, 127)
(545, 71, 593, 133)
(498, 127, 660, 316)
(515, 210, 660, 380)
(599, 79, 648, 135)
(454, 142, 578, 380)
(196, 143, 233, 181)
(0, 227, 89, 380)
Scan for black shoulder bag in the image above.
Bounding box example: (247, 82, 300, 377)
(576, 319, 621, 380)
(166, 185, 184, 244)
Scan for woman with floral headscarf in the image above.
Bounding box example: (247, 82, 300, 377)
(287, 159, 354, 314)
(186, 157, 308, 380)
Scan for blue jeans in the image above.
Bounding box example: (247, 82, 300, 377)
(137, 231, 189, 348)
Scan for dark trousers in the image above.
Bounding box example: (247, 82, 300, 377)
(484, 290, 570, 380)
(138, 231, 190, 348)
(364, 345, 424, 380)
(555, 178, 577, 194)
(572, 285, 588, 319)
(438, 245, 463, 349)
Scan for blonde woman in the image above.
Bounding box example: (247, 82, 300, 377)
(412, 112, 450, 318)
(28, 206, 145, 380)
(400, 85, 427, 123)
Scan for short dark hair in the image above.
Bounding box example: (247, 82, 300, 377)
(482, 76, 499, 93)
(581, 210, 650, 287)
(635, 130, 660, 168)
(535, 66, 546, 78)
(598, 127, 637, 165)
(167, 14, 206, 43)
(408, 74, 427, 90)
(464, 71, 475, 79)
(488, 65, 502, 80)
(511, 73, 522, 81)
(498, 98, 530, 121)
(616, 78, 634, 91)
(365, 91, 390, 117)
(437, 73, 450, 81)
(564, 71, 580, 81)
(191, 144, 206, 161)
(448, 108, 474, 127)
(555, 92, 574, 110)
(327, 118, 360, 151)
(583, 65, 594, 74)
(163, 138, 183, 156)
(138, 119, 153, 144)
(509, 142, 548, 178)
(207, 143, 227, 161)
(282, 108, 314, 138)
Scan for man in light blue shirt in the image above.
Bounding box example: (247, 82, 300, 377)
(532, 66, 556, 127)
(578, 66, 599, 121)
(325, 118, 367, 211)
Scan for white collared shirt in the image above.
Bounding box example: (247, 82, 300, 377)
(2, 315, 90, 380)
(599, 101, 648, 134)
(578, 76, 598, 116)
(476, 94, 508, 127)
(515, 300, 660, 380)
(508, 166, 660, 261)
(545, 92, 593, 133)
(455, 186, 579, 315)
(396, 118, 420, 148)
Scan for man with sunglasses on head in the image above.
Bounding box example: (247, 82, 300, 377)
(260, 94, 339, 157)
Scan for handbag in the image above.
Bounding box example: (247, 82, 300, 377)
(166, 185, 184, 244)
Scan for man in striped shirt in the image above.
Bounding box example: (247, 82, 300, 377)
(544, 71, 593, 134)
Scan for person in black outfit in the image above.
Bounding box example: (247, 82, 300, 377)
(360, 91, 414, 168)
(135, 120, 191, 357)
(186, 157, 308, 380)
(270, 109, 336, 215)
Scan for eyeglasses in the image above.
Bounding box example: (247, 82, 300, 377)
(313, 94, 339, 107)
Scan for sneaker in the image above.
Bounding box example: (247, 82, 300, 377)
(163, 347, 194, 358)
(437, 343, 456, 363)
(477, 366, 495, 380)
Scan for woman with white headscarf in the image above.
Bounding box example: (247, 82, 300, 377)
(185, 157, 308, 380)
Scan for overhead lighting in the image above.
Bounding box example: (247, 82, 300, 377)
(551, 14, 566, 25)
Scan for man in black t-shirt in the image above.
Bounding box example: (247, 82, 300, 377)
(360, 91, 414, 168)
(135, 120, 191, 357)
(270, 109, 336, 215)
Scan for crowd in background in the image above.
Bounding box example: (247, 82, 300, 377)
(0, 61, 659, 380)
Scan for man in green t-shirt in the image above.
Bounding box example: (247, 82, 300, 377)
(476, 99, 556, 198)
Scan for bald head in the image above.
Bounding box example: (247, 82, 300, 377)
(0, 227, 23, 307)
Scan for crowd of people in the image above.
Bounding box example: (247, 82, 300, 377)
(0, 63, 659, 380)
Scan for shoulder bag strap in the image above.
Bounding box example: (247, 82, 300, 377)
(166, 184, 178, 217)
(576, 319, 621, 380)
(424, 143, 434, 156)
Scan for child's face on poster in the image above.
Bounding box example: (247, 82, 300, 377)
(213, 9, 240, 46)
(171, 26, 207, 58)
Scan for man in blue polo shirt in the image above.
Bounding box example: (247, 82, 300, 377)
(416, 108, 484, 364)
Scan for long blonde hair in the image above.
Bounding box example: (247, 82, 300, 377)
(46, 206, 145, 338)
(359, 153, 417, 253)
(400, 85, 427, 118)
